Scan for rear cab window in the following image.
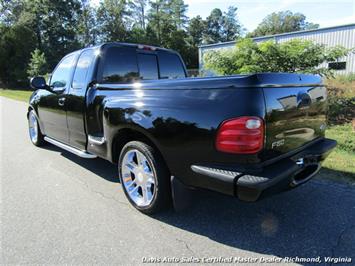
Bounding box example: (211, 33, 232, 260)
(98, 45, 186, 83)
(157, 51, 186, 79)
(100, 46, 139, 83)
(137, 53, 159, 80)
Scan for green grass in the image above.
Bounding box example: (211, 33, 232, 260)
(325, 123, 354, 153)
(0, 89, 32, 102)
(321, 123, 355, 184)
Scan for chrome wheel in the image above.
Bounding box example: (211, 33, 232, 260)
(121, 149, 156, 207)
(29, 112, 38, 143)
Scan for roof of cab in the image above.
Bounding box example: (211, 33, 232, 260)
(71, 42, 178, 55)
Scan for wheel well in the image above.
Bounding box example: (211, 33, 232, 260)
(112, 129, 166, 167)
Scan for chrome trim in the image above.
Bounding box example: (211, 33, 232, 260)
(44, 136, 97, 159)
(88, 135, 106, 145)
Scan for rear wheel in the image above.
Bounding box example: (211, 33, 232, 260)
(118, 141, 171, 214)
(28, 110, 45, 146)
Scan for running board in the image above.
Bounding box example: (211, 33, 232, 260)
(44, 137, 97, 159)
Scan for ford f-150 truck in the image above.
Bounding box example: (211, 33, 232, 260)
(28, 42, 336, 214)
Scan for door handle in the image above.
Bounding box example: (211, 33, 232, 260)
(58, 97, 66, 106)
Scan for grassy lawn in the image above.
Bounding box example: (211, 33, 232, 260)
(0, 89, 32, 102)
(320, 123, 355, 184)
(1, 89, 354, 183)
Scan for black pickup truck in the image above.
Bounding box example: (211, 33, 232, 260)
(28, 42, 336, 214)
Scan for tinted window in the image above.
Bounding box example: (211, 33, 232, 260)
(328, 62, 346, 70)
(50, 54, 76, 88)
(137, 53, 159, 80)
(101, 47, 139, 83)
(158, 51, 186, 79)
(72, 49, 95, 90)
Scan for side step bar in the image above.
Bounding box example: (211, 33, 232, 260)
(44, 136, 97, 159)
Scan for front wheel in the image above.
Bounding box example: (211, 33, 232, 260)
(28, 110, 45, 146)
(118, 141, 171, 214)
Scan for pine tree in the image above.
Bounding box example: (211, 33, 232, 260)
(78, 0, 97, 46)
(168, 0, 188, 29)
(187, 15, 205, 47)
(203, 7, 242, 44)
(222, 6, 242, 42)
(96, 0, 130, 42)
(148, 0, 168, 44)
(129, 0, 148, 29)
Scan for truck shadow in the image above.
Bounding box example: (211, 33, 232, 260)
(153, 172, 355, 261)
(41, 144, 355, 261)
(40, 144, 119, 183)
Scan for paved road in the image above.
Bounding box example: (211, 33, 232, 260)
(1, 97, 355, 265)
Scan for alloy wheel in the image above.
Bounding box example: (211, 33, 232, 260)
(121, 149, 156, 207)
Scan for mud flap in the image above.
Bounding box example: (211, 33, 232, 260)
(171, 176, 192, 212)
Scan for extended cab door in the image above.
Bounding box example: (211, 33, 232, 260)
(66, 49, 96, 150)
(37, 53, 77, 143)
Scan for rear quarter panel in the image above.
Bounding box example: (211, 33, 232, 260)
(86, 78, 266, 191)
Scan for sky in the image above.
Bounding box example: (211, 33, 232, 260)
(91, 0, 355, 32)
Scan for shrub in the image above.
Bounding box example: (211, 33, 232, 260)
(27, 49, 48, 78)
(325, 75, 355, 125)
(203, 38, 351, 77)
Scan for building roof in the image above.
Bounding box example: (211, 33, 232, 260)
(199, 23, 355, 48)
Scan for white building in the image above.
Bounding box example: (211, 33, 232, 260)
(198, 23, 355, 75)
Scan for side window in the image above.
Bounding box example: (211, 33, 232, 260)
(101, 47, 139, 83)
(72, 49, 95, 90)
(158, 51, 186, 79)
(137, 53, 158, 80)
(50, 54, 75, 88)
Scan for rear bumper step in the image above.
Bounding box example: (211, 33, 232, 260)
(191, 138, 337, 202)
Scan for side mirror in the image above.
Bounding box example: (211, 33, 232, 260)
(30, 76, 47, 90)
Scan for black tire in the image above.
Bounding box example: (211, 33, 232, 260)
(28, 110, 45, 147)
(118, 141, 171, 214)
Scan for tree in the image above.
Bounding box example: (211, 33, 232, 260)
(0, 0, 83, 83)
(0, 0, 25, 26)
(185, 15, 206, 69)
(204, 38, 350, 76)
(78, 0, 98, 46)
(148, 0, 169, 44)
(146, 0, 195, 67)
(129, 0, 148, 29)
(147, 0, 188, 43)
(0, 23, 36, 86)
(222, 6, 242, 42)
(27, 49, 47, 77)
(203, 8, 223, 44)
(168, 0, 188, 29)
(203, 6, 242, 44)
(96, 0, 130, 42)
(187, 15, 205, 47)
(249, 11, 319, 37)
(17, 0, 82, 68)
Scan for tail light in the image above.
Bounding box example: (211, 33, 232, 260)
(216, 117, 264, 154)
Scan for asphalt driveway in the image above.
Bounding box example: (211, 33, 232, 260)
(1, 97, 354, 264)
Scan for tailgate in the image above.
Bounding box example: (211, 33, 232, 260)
(262, 76, 327, 155)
